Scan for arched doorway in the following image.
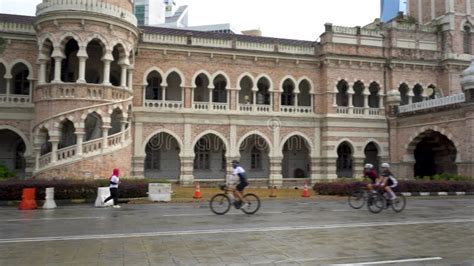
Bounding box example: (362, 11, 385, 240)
(336, 142, 353, 178)
(144, 132, 181, 179)
(282, 135, 310, 178)
(193, 134, 226, 179)
(0, 129, 26, 178)
(412, 130, 457, 177)
(364, 142, 379, 174)
(239, 134, 270, 179)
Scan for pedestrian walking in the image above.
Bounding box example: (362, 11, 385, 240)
(103, 168, 121, 208)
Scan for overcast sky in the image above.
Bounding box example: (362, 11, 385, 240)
(0, 0, 384, 41)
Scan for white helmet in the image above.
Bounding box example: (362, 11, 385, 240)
(364, 163, 373, 169)
(381, 163, 390, 168)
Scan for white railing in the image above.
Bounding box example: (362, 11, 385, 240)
(278, 45, 314, 55)
(336, 106, 349, 114)
(0, 21, 35, 34)
(0, 94, 31, 104)
(36, 0, 137, 25)
(280, 105, 313, 114)
(212, 103, 228, 111)
(193, 102, 210, 110)
(236, 41, 274, 52)
(144, 100, 183, 109)
(239, 104, 253, 112)
(107, 132, 123, 147)
(192, 38, 232, 48)
(39, 153, 52, 168)
(256, 104, 271, 112)
(352, 107, 365, 115)
(57, 146, 76, 161)
(398, 94, 466, 113)
(368, 108, 380, 116)
(82, 138, 102, 154)
(143, 34, 187, 45)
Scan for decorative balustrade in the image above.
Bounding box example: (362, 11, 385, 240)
(0, 94, 32, 105)
(108, 132, 123, 146)
(144, 100, 183, 109)
(193, 102, 210, 110)
(82, 138, 102, 154)
(0, 21, 35, 34)
(192, 37, 232, 48)
(336, 106, 349, 114)
(280, 105, 313, 114)
(36, 0, 137, 25)
(398, 94, 466, 113)
(352, 107, 365, 115)
(212, 103, 228, 111)
(236, 41, 274, 52)
(39, 153, 52, 168)
(368, 108, 380, 116)
(57, 146, 76, 161)
(239, 104, 272, 112)
(278, 45, 314, 55)
(239, 104, 253, 112)
(256, 104, 271, 112)
(36, 83, 131, 101)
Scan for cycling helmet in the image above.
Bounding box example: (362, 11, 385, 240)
(381, 163, 390, 168)
(364, 163, 373, 169)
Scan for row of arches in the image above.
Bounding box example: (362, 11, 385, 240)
(36, 108, 128, 156)
(144, 70, 312, 106)
(335, 79, 381, 107)
(398, 83, 441, 105)
(38, 35, 133, 86)
(0, 62, 31, 95)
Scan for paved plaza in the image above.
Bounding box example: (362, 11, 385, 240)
(0, 197, 473, 265)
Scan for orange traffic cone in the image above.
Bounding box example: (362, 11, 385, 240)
(302, 182, 310, 197)
(19, 188, 37, 210)
(193, 182, 202, 199)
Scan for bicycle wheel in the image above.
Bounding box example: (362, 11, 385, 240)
(241, 193, 261, 214)
(209, 194, 231, 215)
(367, 193, 385, 213)
(348, 190, 366, 209)
(390, 194, 406, 213)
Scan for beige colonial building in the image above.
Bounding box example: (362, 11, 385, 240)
(0, 0, 472, 185)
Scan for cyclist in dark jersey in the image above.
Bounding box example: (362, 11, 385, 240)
(363, 163, 378, 193)
(379, 163, 398, 200)
(231, 160, 249, 209)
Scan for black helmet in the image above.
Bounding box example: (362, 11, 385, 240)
(231, 160, 239, 164)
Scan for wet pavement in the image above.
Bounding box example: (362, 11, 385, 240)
(0, 197, 473, 265)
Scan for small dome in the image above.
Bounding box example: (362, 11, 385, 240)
(386, 89, 401, 104)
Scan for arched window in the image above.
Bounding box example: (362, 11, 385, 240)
(13, 69, 29, 95)
(368, 82, 380, 108)
(464, 25, 472, 54)
(145, 72, 162, 100)
(413, 84, 423, 103)
(336, 80, 349, 106)
(352, 81, 364, 107)
(212, 76, 227, 103)
(251, 146, 262, 169)
(281, 80, 294, 106)
(399, 83, 409, 105)
(256, 78, 271, 105)
(194, 139, 210, 170)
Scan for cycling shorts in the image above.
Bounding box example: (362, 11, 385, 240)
(236, 181, 248, 192)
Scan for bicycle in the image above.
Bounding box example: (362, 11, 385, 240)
(209, 184, 261, 215)
(348, 183, 370, 209)
(367, 187, 406, 213)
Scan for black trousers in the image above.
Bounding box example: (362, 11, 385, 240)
(104, 187, 119, 205)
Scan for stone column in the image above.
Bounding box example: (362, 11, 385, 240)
(50, 138, 59, 163)
(5, 78, 11, 96)
(179, 156, 195, 185)
(363, 91, 370, 115)
(75, 129, 84, 156)
(101, 123, 111, 150)
(119, 66, 127, 87)
(162, 86, 167, 101)
(34, 146, 41, 171)
(101, 50, 113, 86)
(294, 91, 299, 107)
(52, 56, 64, 83)
(38, 60, 47, 85)
(127, 67, 134, 90)
(76, 46, 88, 83)
(269, 157, 283, 187)
(208, 87, 213, 107)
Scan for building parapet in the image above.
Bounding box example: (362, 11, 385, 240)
(192, 37, 233, 49)
(398, 93, 466, 113)
(36, 0, 137, 26)
(142, 33, 187, 45)
(235, 41, 274, 52)
(0, 21, 35, 34)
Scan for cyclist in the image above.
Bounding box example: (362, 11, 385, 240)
(363, 163, 378, 193)
(379, 163, 398, 200)
(231, 160, 249, 209)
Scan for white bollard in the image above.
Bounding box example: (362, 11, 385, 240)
(42, 187, 57, 209)
(95, 187, 114, 207)
(148, 183, 171, 202)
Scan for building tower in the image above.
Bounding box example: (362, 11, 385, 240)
(32, 0, 139, 178)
